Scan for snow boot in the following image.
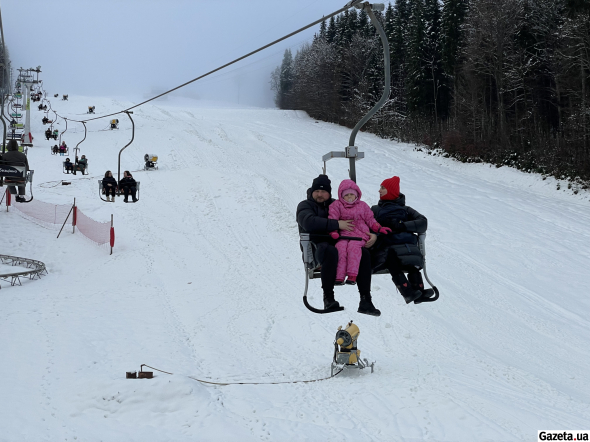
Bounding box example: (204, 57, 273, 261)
(345, 274, 357, 285)
(357, 293, 381, 316)
(391, 273, 422, 304)
(408, 272, 435, 304)
(323, 291, 341, 311)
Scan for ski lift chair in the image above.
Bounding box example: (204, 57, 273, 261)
(98, 180, 140, 203)
(300, 232, 439, 313)
(144, 154, 158, 170)
(88, 106, 95, 114)
(7, 131, 23, 140)
(110, 119, 119, 130)
(0, 160, 34, 203)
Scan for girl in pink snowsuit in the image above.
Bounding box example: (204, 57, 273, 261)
(329, 179, 391, 284)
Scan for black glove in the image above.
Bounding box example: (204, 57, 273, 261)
(391, 221, 407, 233)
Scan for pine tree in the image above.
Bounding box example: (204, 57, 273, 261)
(279, 49, 294, 109)
(441, 0, 468, 121)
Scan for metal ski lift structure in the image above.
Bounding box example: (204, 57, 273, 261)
(98, 111, 140, 203)
(300, 1, 439, 314)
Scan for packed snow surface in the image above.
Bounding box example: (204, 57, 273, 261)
(1, 95, 589, 441)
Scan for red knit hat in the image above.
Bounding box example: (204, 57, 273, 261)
(380, 176, 400, 200)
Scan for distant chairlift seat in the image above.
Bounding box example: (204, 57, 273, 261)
(98, 180, 140, 203)
(7, 131, 23, 140)
(0, 160, 34, 203)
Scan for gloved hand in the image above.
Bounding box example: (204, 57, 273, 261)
(391, 222, 407, 233)
(330, 231, 340, 240)
(378, 227, 392, 235)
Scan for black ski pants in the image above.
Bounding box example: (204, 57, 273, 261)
(122, 187, 136, 198)
(384, 248, 420, 283)
(315, 242, 371, 297)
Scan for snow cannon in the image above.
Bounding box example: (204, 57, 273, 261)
(331, 320, 375, 376)
(144, 154, 158, 170)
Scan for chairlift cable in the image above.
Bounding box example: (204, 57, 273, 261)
(53, 0, 364, 124)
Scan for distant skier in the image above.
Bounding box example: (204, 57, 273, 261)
(370, 176, 436, 304)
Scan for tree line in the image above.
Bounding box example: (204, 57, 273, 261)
(271, 0, 590, 185)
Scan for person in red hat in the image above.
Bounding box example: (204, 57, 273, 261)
(370, 176, 436, 304)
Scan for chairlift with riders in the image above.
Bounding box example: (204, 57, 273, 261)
(0, 161, 34, 203)
(98, 111, 140, 203)
(299, 1, 439, 314)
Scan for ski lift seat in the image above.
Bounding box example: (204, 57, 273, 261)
(0, 161, 34, 202)
(300, 232, 394, 280)
(98, 180, 141, 202)
(7, 132, 23, 140)
(300, 232, 432, 279)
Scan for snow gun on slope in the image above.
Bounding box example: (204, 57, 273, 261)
(331, 321, 374, 376)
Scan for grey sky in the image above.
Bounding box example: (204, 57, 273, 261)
(3, 0, 354, 107)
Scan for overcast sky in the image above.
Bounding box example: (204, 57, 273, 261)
(3, 0, 357, 107)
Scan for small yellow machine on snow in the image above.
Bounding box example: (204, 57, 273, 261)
(331, 321, 375, 376)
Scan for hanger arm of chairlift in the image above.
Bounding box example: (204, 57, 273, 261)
(117, 111, 134, 182)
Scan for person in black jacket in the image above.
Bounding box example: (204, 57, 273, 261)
(118, 170, 137, 202)
(370, 176, 435, 304)
(2, 140, 29, 203)
(102, 170, 117, 201)
(296, 174, 380, 316)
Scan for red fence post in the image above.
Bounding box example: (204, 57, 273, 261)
(6, 189, 11, 209)
(72, 198, 77, 234)
(110, 214, 115, 255)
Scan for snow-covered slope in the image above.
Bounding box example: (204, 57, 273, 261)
(1, 95, 589, 441)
